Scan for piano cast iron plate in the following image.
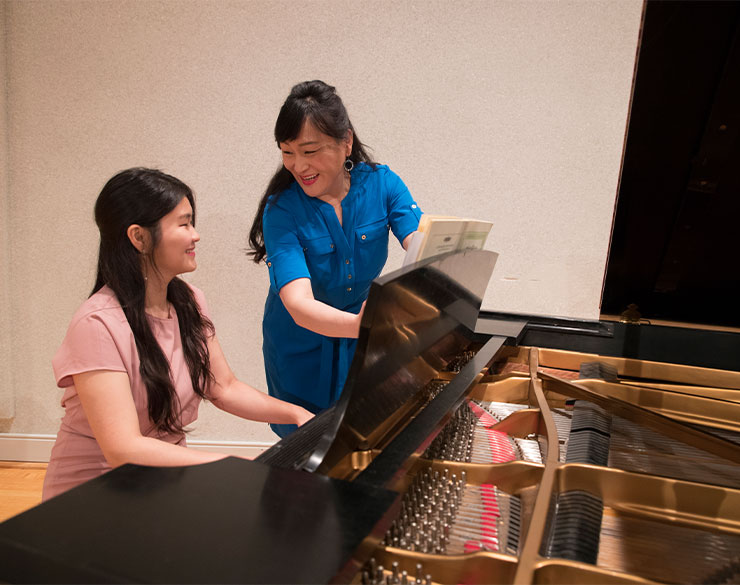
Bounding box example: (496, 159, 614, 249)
(0, 457, 398, 584)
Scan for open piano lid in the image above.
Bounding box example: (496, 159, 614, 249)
(258, 248, 499, 475)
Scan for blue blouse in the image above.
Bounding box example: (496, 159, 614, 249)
(261, 163, 422, 436)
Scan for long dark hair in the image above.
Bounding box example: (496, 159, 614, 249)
(93, 167, 214, 435)
(248, 80, 377, 263)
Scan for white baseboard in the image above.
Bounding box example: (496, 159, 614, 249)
(0, 433, 276, 462)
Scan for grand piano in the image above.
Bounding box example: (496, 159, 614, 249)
(2, 248, 739, 584)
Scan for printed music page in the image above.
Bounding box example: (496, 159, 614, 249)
(402, 215, 493, 266)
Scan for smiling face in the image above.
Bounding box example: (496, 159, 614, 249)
(279, 120, 353, 203)
(150, 196, 200, 281)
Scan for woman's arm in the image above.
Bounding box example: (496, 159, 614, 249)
(207, 333, 313, 425)
(74, 370, 225, 468)
(279, 278, 364, 338)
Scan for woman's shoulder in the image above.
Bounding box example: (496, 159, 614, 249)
(266, 181, 301, 210)
(57, 287, 129, 361)
(263, 183, 310, 228)
(355, 162, 390, 175)
(54, 287, 130, 387)
(68, 286, 126, 328)
(353, 162, 403, 191)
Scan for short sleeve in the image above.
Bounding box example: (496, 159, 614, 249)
(263, 198, 311, 292)
(52, 313, 128, 388)
(384, 169, 423, 243)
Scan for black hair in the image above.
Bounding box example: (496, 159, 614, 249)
(92, 167, 214, 434)
(248, 80, 377, 263)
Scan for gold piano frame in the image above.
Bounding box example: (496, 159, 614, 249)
(361, 345, 740, 585)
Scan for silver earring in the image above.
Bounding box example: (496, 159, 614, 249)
(344, 158, 354, 172)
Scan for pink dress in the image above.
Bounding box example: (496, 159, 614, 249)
(42, 284, 211, 500)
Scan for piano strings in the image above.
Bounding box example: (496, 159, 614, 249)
(553, 397, 740, 486)
(382, 468, 521, 556)
(423, 400, 542, 465)
(596, 509, 740, 584)
(359, 350, 740, 585)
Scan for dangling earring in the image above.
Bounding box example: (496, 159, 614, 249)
(140, 247, 149, 282)
(344, 158, 354, 172)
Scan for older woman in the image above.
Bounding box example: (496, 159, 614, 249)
(248, 80, 423, 437)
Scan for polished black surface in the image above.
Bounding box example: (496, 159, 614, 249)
(480, 310, 740, 372)
(602, 1, 740, 327)
(304, 249, 499, 474)
(474, 316, 527, 343)
(256, 404, 337, 469)
(355, 334, 509, 488)
(0, 458, 398, 584)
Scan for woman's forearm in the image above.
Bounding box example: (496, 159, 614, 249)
(106, 436, 226, 468)
(289, 296, 362, 338)
(74, 370, 233, 469)
(211, 379, 313, 426)
(279, 278, 363, 338)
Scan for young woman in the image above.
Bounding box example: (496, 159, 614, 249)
(43, 168, 312, 500)
(248, 80, 423, 437)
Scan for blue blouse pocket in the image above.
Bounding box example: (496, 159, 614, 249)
(355, 219, 389, 282)
(302, 234, 337, 283)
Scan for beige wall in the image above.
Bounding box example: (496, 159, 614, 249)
(0, 0, 643, 448)
(1, 0, 12, 420)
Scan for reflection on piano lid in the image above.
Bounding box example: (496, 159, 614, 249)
(257, 249, 501, 477)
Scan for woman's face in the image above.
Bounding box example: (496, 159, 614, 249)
(150, 197, 200, 280)
(279, 120, 352, 202)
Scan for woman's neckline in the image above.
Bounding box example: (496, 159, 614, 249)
(145, 303, 173, 320)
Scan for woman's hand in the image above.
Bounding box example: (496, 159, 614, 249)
(293, 406, 314, 427)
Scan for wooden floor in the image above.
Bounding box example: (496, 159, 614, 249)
(0, 461, 47, 523)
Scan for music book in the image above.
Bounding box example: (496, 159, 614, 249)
(402, 215, 493, 267)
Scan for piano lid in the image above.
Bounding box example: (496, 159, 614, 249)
(0, 458, 399, 585)
(301, 249, 499, 474)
